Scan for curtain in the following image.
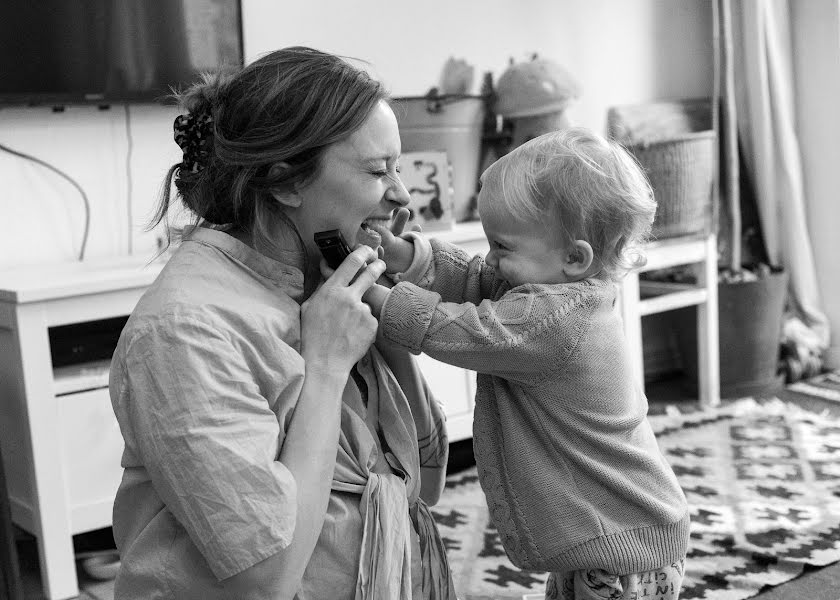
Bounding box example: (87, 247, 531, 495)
(728, 0, 830, 356)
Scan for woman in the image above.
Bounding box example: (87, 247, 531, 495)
(109, 46, 455, 599)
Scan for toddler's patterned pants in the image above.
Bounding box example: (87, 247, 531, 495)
(545, 559, 686, 600)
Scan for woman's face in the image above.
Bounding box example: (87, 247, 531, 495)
(290, 100, 410, 261)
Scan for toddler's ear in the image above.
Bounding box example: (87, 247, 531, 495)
(562, 240, 594, 279)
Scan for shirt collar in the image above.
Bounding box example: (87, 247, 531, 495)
(184, 226, 307, 301)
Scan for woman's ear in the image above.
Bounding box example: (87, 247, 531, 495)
(268, 162, 302, 208)
(562, 240, 594, 279)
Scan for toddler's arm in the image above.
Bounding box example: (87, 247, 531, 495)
(378, 282, 590, 380)
(387, 235, 506, 305)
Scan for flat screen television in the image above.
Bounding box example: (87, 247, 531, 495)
(0, 1, 243, 106)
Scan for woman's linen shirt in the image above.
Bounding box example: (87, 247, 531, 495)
(109, 227, 451, 599)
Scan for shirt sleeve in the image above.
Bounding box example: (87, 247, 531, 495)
(379, 282, 598, 380)
(118, 311, 302, 579)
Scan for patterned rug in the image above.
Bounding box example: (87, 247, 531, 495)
(788, 370, 840, 404)
(434, 373, 840, 600)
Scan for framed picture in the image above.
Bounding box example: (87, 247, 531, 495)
(399, 151, 455, 232)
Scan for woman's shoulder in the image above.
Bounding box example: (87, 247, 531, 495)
(123, 253, 303, 352)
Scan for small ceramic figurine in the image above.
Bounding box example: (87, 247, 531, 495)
(494, 54, 581, 148)
(438, 57, 475, 95)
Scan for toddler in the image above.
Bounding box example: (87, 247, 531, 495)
(365, 128, 689, 599)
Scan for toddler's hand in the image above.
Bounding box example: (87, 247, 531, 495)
(362, 282, 390, 319)
(371, 207, 420, 275)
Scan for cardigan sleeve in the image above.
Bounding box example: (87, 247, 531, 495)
(392, 235, 506, 304)
(379, 281, 600, 380)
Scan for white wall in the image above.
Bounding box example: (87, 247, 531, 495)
(0, 104, 183, 266)
(243, 0, 714, 133)
(0, 0, 713, 269)
(791, 0, 840, 369)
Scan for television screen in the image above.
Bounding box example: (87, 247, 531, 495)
(0, 0, 243, 106)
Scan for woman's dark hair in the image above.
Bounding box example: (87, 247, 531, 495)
(150, 46, 388, 249)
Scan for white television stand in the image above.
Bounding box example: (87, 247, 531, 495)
(0, 256, 164, 600)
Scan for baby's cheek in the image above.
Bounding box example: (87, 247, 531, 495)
(497, 260, 514, 283)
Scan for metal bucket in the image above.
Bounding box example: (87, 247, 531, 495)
(392, 95, 485, 221)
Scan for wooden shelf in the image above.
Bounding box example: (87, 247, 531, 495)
(618, 233, 720, 409)
(640, 288, 708, 316)
(53, 360, 111, 396)
(424, 220, 485, 245)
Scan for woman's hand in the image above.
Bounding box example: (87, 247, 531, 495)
(300, 245, 385, 377)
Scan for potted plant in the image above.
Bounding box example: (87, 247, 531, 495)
(675, 0, 788, 398)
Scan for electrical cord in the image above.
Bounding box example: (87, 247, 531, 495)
(124, 104, 134, 254)
(0, 141, 91, 261)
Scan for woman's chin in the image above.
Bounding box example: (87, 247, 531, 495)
(356, 226, 382, 249)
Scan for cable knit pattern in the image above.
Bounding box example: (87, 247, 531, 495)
(379, 237, 690, 574)
(380, 284, 438, 353)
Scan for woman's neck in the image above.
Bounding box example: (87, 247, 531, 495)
(227, 223, 321, 296)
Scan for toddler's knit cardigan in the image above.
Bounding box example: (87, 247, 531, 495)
(379, 237, 690, 574)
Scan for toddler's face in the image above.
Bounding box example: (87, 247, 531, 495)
(478, 187, 570, 288)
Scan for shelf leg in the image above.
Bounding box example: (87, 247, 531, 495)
(15, 306, 79, 600)
(696, 233, 721, 408)
(618, 270, 645, 393)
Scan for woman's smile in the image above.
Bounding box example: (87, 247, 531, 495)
(357, 215, 394, 248)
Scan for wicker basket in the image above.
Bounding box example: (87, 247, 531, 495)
(625, 130, 716, 240)
(607, 99, 712, 146)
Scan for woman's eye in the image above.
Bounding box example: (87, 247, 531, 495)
(371, 164, 399, 178)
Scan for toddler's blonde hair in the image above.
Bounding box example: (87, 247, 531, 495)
(481, 127, 657, 281)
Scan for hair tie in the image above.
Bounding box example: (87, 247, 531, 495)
(174, 108, 214, 174)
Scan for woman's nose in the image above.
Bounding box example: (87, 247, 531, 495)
(485, 249, 498, 267)
(387, 177, 411, 207)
